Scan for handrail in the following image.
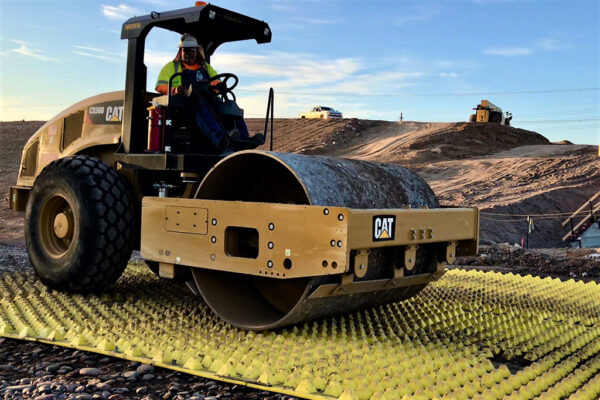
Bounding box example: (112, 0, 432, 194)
(263, 88, 274, 151)
(562, 202, 600, 242)
(561, 190, 600, 226)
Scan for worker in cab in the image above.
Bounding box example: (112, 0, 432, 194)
(155, 34, 219, 95)
(154, 33, 255, 147)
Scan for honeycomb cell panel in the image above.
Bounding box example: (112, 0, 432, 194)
(0, 265, 599, 400)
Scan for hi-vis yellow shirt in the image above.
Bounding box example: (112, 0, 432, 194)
(155, 61, 218, 92)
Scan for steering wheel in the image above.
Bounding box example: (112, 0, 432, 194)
(209, 73, 239, 101)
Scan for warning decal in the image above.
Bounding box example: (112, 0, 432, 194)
(373, 215, 395, 241)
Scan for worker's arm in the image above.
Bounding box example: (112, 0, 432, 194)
(155, 62, 178, 95)
(206, 63, 218, 78)
(206, 63, 220, 89)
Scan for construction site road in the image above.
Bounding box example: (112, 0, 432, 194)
(1, 244, 599, 400)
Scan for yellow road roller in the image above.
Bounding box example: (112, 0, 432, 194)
(8, 3, 479, 330)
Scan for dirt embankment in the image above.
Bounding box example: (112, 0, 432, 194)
(0, 121, 44, 245)
(247, 118, 390, 154)
(251, 118, 599, 247)
(2, 119, 599, 248)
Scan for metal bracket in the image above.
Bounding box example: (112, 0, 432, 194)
(436, 241, 457, 270)
(353, 249, 369, 278)
(388, 263, 405, 287)
(404, 245, 417, 271)
(445, 241, 457, 264)
(159, 262, 175, 279)
(332, 273, 354, 295)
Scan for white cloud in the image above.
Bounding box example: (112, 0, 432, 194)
(101, 4, 144, 20)
(211, 52, 429, 118)
(212, 52, 362, 89)
(316, 71, 425, 97)
(4, 39, 59, 62)
(270, 3, 295, 12)
(144, 50, 172, 68)
(135, 49, 467, 118)
(483, 47, 532, 56)
(71, 45, 123, 63)
(483, 36, 571, 58)
(537, 37, 571, 51)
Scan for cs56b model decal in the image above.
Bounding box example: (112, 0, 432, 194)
(373, 215, 395, 241)
(87, 101, 124, 125)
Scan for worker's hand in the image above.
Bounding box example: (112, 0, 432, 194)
(171, 85, 185, 96)
(210, 80, 225, 94)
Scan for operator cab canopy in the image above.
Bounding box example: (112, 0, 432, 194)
(121, 3, 272, 59)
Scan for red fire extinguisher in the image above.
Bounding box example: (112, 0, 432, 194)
(147, 106, 166, 151)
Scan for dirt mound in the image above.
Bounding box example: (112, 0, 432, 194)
(330, 122, 550, 166)
(400, 122, 549, 164)
(554, 140, 574, 145)
(0, 121, 44, 245)
(247, 119, 550, 167)
(246, 118, 389, 154)
(417, 144, 600, 247)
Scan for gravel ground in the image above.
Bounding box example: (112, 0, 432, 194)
(0, 337, 296, 400)
(456, 244, 600, 282)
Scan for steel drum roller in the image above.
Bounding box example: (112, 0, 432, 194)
(192, 151, 440, 330)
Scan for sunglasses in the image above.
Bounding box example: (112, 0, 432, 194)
(182, 48, 197, 53)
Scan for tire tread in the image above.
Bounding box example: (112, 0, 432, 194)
(26, 155, 135, 293)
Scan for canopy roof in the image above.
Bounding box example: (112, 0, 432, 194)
(121, 3, 271, 57)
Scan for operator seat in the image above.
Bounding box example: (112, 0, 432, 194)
(153, 74, 264, 154)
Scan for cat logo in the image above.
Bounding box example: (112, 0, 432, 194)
(373, 215, 395, 242)
(105, 106, 123, 122)
(87, 101, 123, 125)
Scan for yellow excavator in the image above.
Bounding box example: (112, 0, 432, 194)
(469, 100, 513, 126)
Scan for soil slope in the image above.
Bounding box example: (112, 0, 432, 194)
(248, 118, 599, 247)
(2, 119, 599, 247)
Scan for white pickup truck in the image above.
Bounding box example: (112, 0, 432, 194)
(298, 106, 343, 119)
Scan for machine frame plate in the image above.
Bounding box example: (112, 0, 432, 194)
(141, 197, 479, 279)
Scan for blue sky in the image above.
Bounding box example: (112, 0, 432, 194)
(1, 0, 598, 144)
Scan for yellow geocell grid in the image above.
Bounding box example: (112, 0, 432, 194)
(0, 264, 599, 400)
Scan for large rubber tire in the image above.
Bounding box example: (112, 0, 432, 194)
(25, 155, 135, 293)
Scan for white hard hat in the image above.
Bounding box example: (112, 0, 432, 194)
(179, 34, 199, 48)
(179, 34, 205, 59)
